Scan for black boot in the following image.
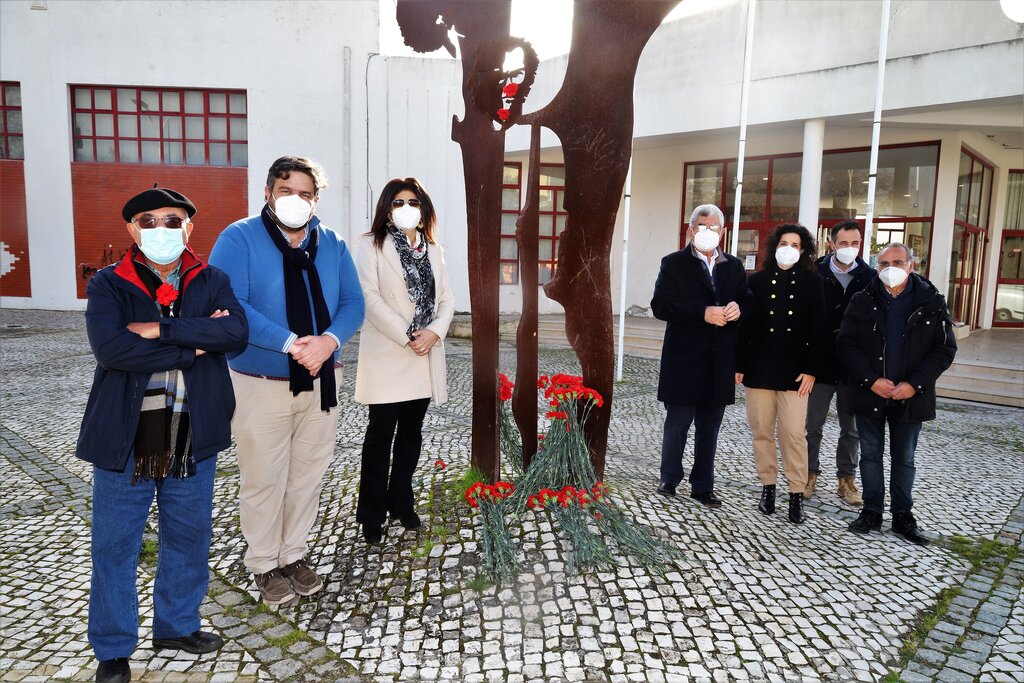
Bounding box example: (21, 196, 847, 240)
(848, 508, 883, 534)
(788, 492, 804, 524)
(758, 485, 776, 515)
(95, 658, 131, 683)
(892, 510, 930, 546)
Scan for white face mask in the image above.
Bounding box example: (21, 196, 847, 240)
(834, 246, 859, 265)
(273, 194, 313, 229)
(775, 245, 801, 268)
(692, 227, 721, 253)
(879, 266, 910, 288)
(392, 203, 422, 231)
(139, 227, 187, 265)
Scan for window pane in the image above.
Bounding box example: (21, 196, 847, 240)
(539, 217, 553, 236)
(162, 91, 180, 112)
(995, 284, 1024, 323)
(163, 141, 183, 165)
(500, 238, 517, 259)
(74, 88, 92, 109)
(185, 117, 204, 140)
(96, 139, 115, 162)
(968, 161, 984, 225)
(230, 143, 247, 167)
(878, 144, 937, 219)
(94, 89, 112, 110)
(725, 158, 770, 223)
(140, 90, 159, 112)
(819, 151, 870, 221)
(0, 142, 5, 159)
(501, 188, 519, 210)
(500, 213, 518, 235)
(538, 264, 553, 285)
(684, 163, 723, 218)
(5, 85, 21, 106)
(163, 116, 182, 139)
(955, 152, 972, 222)
(229, 118, 247, 141)
(184, 90, 203, 114)
(538, 189, 553, 211)
(0, 112, 4, 134)
(769, 156, 802, 222)
(209, 93, 226, 114)
(7, 136, 24, 160)
(117, 88, 136, 112)
(555, 214, 567, 235)
(74, 139, 93, 161)
(141, 140, 160, 164)
(979, 166, 992, 228)
(737, 229, 760, 270)
(1006, 171, 1024, 230)
(556, 191, 565, 212)
(140, 115, 159, 138)
(118, 140, 139, 163)
(539, 165, 565, 186)
(539, 240, 553, 260)
(208, 117, 227, 140)
(73, 112, 92, 136)
(95, 114, 114, 137)
(499, 263, 518, 285)
(118, 114, 137, 137)
(209, 142, 228, 166)
(998, 236, 1024, 280)
(6, 110, 22, 134)
(874, 221, 931, 274)
(185, 142, 205, 165)
(502, 164, 520, 185)
(229, 93, 246, 114)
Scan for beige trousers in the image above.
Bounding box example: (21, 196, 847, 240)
(745, 388, 809, 493)
(230, 370, 341, 575)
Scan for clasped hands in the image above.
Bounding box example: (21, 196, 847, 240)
(871, 377, 916, 401)
(289, 334, 339, 377)
(408, 329, 439, 357)
(127, 309, 231, 357)
(705, 302, 741, 327)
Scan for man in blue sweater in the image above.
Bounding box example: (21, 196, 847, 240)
(210, 156, 364, 605)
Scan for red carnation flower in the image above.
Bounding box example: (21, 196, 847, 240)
(498, 373, 515, 402)
(496, 108, 511, 122)
(502, 83, 519, 98)
(434, 459, 447, 470)
(156, 283, 178, 307)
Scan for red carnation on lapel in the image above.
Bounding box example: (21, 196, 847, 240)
(156, 283, 178, 307)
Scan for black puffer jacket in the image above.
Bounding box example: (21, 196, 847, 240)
(837, 273, 957, 423)
(816, 255, 876, 385)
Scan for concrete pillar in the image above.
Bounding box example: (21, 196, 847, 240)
(798, 119, 826, 232)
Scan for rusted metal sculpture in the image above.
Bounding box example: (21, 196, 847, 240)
(397, 0, 678, 480)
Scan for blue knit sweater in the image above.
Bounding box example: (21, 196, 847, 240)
(209, 213, 365, 377)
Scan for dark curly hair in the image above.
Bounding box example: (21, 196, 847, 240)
(369, 177, 438, 250)
(763, 223, 817, 272)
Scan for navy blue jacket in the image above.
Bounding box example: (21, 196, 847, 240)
(76, 247, 248, 471)
(652, 246, 753, 407)
(815, 255, 877, 385)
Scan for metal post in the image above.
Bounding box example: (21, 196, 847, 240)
(730, 0, 757, 256)
(615, 156, 633, 382)
(863, 0, 891, 262)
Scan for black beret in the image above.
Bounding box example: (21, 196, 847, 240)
(121, 187, 197, 221)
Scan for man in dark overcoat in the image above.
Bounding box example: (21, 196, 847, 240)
(651, 204, 754, 508)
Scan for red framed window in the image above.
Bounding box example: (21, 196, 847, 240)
(538, 163, 566, 285)
(70, 85, 247, 167)
(500, 162, 522, 284)
(0, 82, 23, 160)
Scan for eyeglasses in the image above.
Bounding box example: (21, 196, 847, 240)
(133, 215, 188, 229)
(391, 198, 421, 208)
(878, 260, 909, 268)
(693, 224, 721, 231)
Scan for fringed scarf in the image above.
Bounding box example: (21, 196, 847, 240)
(388, 226, 436, 339)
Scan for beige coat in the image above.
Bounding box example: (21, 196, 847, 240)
(353, 232, 454, 405)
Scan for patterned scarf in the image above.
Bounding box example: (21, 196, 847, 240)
(388, 226, 436, 339)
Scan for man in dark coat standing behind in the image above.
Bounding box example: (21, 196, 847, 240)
(652, 204, 753, 508)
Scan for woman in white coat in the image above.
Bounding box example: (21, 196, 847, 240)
(353, 178, 454, 544)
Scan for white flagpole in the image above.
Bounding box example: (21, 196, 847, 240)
(863, 0, 891, 261)
(730, 0, 757, 256)
(615, 156, 633, 382)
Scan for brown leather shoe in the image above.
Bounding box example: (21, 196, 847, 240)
(281, 558, 323, 596)
(804, 473, 818, 499)
(837, 477, 864, 506)
(253, 568, 295, 605)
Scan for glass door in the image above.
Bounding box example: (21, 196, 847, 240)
(994, 231, 1024, 326)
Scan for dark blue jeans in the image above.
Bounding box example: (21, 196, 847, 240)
(89, 454, 217, 661)
(660, 403, 726, 495)
(855, 414, 922, 514)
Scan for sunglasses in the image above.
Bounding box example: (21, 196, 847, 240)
(391, 198, 421, 208)
(133, 215, 188, 229)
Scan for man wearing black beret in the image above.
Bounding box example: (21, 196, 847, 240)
(77, 186, 248, 682)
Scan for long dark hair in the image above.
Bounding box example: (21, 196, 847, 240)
(763, 223, 816, 272)
(369, 177, 437, 249)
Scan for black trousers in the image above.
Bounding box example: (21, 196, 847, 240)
(659, 403, 726, 495)
(356, 398, 431, 527)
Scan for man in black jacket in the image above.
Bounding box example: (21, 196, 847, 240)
(805, 221, 876, 505)
(837, 243, 956, 545)
(652, 204, 753, 508)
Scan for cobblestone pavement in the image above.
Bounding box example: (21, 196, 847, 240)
(1, 309, 1022, 682)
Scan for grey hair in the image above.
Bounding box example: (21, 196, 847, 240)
(877, 241, 916, 263)
(689, 204, 725, 228)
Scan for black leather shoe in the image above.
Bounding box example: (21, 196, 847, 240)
(656, 481, 677, 497)
(788, 492, 804, 524)
(95, 658, 131, 683)
(398, 511, 421, 530)
(848, 508, 883, 534)
(152, 630, 224, 655)
(892, 510, 930, 546)
(363, 524, 383, 544)
(758, 485, 776, 515)
(690, 490, 722, 508)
